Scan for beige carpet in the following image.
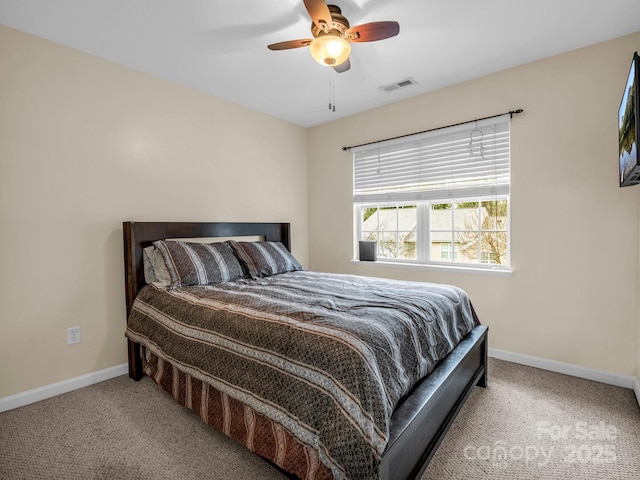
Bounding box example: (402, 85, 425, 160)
(1, 358, 638, 479)
(423, 359, 640, 480)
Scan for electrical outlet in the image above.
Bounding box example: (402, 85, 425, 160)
(67, 326, 80, 345)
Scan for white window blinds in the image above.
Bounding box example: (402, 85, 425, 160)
(353, 114, 510, 203)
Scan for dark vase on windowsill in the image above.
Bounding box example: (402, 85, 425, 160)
(359, 241, 377, 262)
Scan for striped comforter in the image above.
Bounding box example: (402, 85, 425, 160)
(125, 271, 479, 480)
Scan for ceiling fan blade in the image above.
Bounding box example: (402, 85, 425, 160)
(267, 39, 313, 50)
(333, 58, 351, 73)
(345, 21, 400, 42)
(303, 0, 332, 31)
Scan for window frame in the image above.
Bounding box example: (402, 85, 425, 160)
(354, 194, 510, 271)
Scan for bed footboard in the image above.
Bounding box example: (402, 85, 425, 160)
(380, 324, 488, 480)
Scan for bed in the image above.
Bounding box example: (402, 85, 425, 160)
(123, 221, 488, 480)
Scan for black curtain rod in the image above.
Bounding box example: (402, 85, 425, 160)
(341, 109, 524, 151)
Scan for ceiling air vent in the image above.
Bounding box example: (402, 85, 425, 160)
(380, 77, 417, 92)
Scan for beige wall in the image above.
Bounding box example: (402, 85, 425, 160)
(0, 26, 309, 398)
(309, 32, 640, 377)
(2, 22, 639, 400)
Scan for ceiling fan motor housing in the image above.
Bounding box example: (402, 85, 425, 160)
(311, 5, 350, 38)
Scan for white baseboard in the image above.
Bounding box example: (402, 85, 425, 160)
(0, 363, 128, 413)
(3, 354, 639, 412)
(489, 348, 637, 391)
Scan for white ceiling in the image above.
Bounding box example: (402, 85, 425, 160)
(1, 0, 639, 127)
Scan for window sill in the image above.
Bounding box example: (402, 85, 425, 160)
(350, 259, 513, 277)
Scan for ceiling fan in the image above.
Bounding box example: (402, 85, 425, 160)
(267, 0, 399, 73)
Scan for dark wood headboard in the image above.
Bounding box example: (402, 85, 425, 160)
(122, 221, 291, 317)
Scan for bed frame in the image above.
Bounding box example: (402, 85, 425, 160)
(123, 221, 488, 480)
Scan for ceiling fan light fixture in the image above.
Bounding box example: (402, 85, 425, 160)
(309, 35, 351, 66)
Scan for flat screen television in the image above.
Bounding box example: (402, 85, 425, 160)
(619, 51, 639, 187)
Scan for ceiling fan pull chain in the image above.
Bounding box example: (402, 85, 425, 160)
(328, 69, 337, 112)
(332, 71, 336, 112)
(328, 70, 332, 110)
(328, 69, 336, 112)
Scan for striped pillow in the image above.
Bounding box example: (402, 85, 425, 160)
(153, 240, 244, 288)
(227, 241, 303, 279)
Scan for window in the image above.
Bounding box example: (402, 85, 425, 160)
(439, 242, 456, 261)
(361, 204, 417, 260)
(353, 115, 510, 270)
(430, 199, 508, 266)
